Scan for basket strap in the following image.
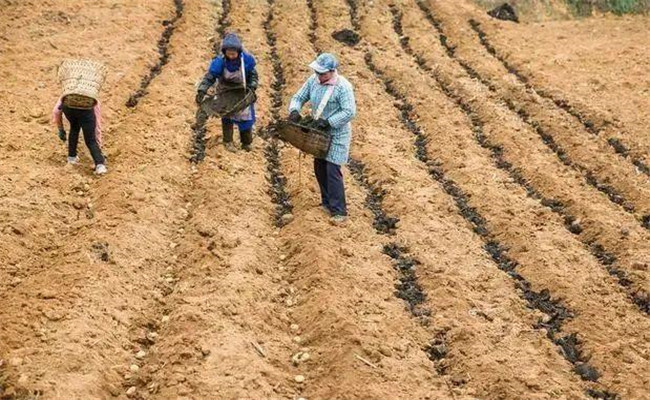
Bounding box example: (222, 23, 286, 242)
(313, 84, 336, 120)
(240, 56, 247, 89)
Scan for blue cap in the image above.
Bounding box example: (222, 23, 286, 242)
(309, 53, 339, 73)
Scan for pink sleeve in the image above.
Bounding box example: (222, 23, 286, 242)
(94, 101, 103, 146)
(51, 97, 63, 127)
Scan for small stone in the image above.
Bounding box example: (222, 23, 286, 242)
(9, 357, 23, 366)
(135, 350, 146, 359)
(201, 346, 211, 357)
(290, 324, 300, 332)
(379, 345, 393, 357)
(39, 290, 56, 299)
(279, 254, 287, 261)
(177, 385, 190, 395)
(293, 336, 302, 344)
(285, 298, 294, 307)
(450, 373, 466, 386)
(130, 364, 140, 373)
(17, 374, 28, 385)
(162, 315, 170, 323)
(632, 262, 648, 271)
(294, 375, 305, 383)
(126, 386, 137, 397)
(299, 352, 311, 362)
(281, 213, 294, 224)
(107, 384, 121, 396)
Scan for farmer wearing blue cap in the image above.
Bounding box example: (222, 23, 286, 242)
(289, 53, 356, 224)
(196, 33, 259, 152)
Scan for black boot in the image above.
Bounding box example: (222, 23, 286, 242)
(241, 129, 253, 152)
(223, 122, 236, 152)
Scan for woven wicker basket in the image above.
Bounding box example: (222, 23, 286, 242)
(277, 121, 331, 159)
(57, 59, 107, 100)
(201, 84, 257, 118)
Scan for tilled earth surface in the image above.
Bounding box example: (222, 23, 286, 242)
(1, 1, 649, 399)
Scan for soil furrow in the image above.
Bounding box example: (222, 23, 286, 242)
(261, 0, 293, 226)
(0, 0, 213, 398)
(266, 0, 458, 398)
(189, 0, 232, 164)
(126, 0, 184, 108)
(127, 1, 297, 398)
(415, 1, 650, 231)
(396, 1, 650, 313)
(364, 47, 613, 397)
(316, 0, 603, 398)
(0, 0, 171, 298)
(359, 1, 650, 398)
(466, 18, 650, 176)
(387, 5, 649, 315)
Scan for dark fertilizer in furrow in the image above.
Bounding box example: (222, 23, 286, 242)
(215, 0, 232, 51)
(190, 0, 231, 163)
(382, 243, 431, 321)
(468, 18, 650, 180)
(412, 3, 643, 223)
(126, 0, 184, 108)
(263, 0, 293, 226)
(348, 159, 399, 234)
(393, 2, 650, 317)
(305, 0, 322, 53)
(363, 49, 617, 391)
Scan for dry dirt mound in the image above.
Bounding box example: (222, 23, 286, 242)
(1, 0, 649, 399)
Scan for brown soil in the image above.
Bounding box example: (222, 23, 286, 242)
(1, 0, 649, 399)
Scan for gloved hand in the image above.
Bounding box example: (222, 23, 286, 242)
(57, 127, 66, 142)
(314, 118, 330, 131)
(195, 90, 206, 105)
(289, 110, 302, 123)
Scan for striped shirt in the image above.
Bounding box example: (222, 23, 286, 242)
(289, 74, 356, 165)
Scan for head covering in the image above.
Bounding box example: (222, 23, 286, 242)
(309, 53, 339, 74)
(221, 33, 243, 54)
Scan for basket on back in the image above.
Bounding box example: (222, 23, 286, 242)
(277, 120, 331, 159)
(57, 59, 107, 108)
(201, 83, 257, 118)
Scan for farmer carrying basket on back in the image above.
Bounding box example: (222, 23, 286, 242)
(195, 33, 259, 152)
(52, 59, 108, 175)
(285, 53, 356, 224)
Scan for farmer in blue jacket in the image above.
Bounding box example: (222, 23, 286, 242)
(289, 53, 356, 224)
(196, 33, 259, 152)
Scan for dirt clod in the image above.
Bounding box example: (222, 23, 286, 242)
(332, 29, 360, 46)
(487, 3, 518, 23)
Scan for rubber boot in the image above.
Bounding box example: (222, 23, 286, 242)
(223, 122, 236, 152)
(241, 129, 253, 152)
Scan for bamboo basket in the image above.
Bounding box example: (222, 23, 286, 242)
(57, 59, 107, 101)
(277, 120, 331, 159)
(201, 84, 257, 118)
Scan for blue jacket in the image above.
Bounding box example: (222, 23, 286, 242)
(198, 33, 258, 91)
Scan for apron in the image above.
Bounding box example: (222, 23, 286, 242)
(220, 57, 253, 122)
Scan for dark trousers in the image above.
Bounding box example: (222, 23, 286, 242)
(222, 121, 253, 145)
(314, 158, 347, 216)
(62, 107, 105, 165)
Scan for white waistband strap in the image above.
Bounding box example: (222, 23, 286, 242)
(314, 84, 336, 120)
(241, 56, 246, 89)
